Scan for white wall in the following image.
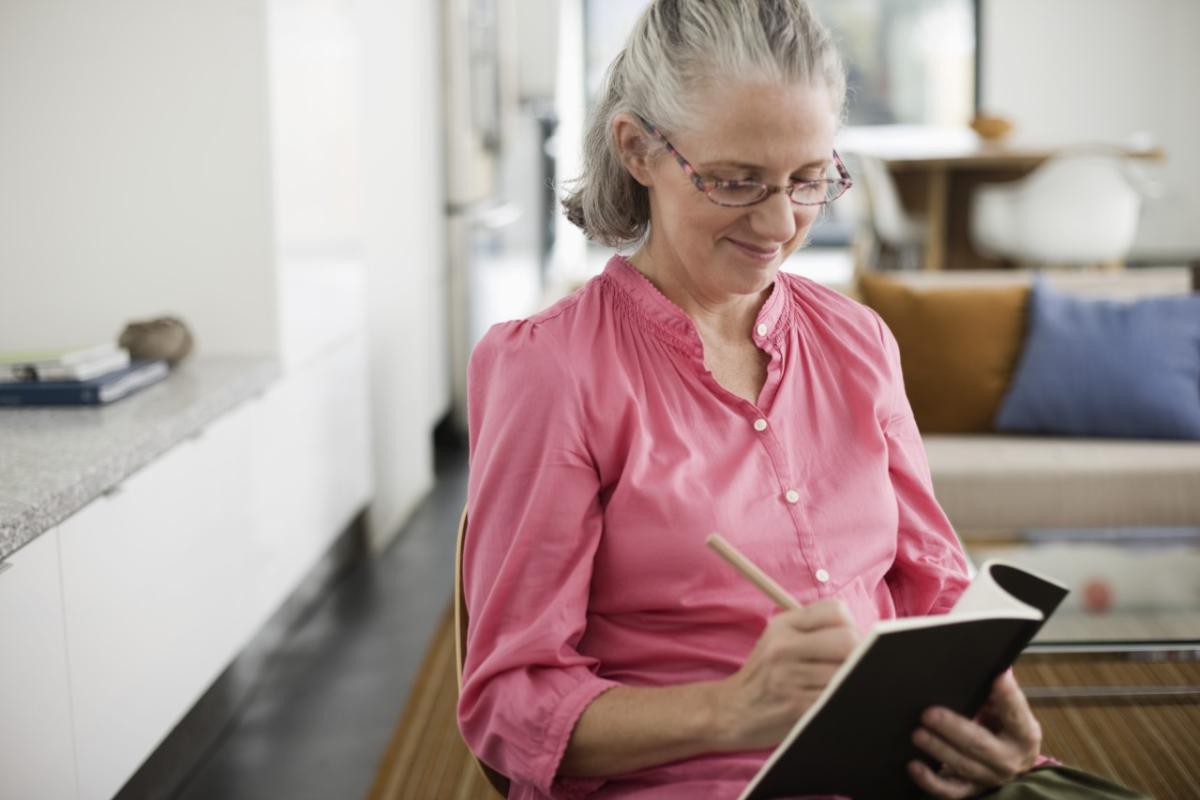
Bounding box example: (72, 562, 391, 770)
(267, 0, 362, 257)
(515, 0, 561, 101)
(0, 1, 279, 356)
(266, 0, 451, 550)
(982, 0, 1200, 259)
(267, 0, 452, 550)
(551, 0, 590, 284)
(357, 0, 450, 550)
(1, 0, 452, 551)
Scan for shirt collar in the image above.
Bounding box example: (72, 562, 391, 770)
(603, 255, 789, 356)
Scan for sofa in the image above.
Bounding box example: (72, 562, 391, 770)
(857, 266, 1200, 533)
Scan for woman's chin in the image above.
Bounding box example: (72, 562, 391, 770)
(714, 257, 780, 296)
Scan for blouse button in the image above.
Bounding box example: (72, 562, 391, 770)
(753, 418, 768, 432)
(784, 489, 800, 504)
(756, 323, 768, 336)
(815, 568, 830, 583)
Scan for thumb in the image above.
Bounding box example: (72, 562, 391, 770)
(992, 671, 1038, 739)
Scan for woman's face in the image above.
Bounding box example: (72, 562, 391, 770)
(638, 80, 838, 301)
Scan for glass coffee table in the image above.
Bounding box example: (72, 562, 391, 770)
(962, 525, 1200, 653)
(961, 526, 1200, 797)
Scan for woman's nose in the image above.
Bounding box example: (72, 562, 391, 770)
(749, 190, 801, 244)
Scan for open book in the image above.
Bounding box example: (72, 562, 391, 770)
(737, 561, 1069, 800)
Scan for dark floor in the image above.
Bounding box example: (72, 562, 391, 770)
(173, 442, 469, 800)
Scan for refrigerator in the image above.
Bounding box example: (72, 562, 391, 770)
(444, 0, 545, 433)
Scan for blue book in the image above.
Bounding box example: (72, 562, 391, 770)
(0, 360, 169, 407)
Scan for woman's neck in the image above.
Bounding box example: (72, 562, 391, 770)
(628, 245, 772, 347)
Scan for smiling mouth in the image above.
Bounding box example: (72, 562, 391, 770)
(726, 238, 781, 261)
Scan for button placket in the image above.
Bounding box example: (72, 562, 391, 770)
(752, 413, 828, 597)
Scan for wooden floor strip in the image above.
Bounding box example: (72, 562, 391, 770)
(367, 602, 497, 800)
(1014, 654, 1200, 798)
(368, 601, 1199, 799)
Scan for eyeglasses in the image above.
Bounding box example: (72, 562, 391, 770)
(638, 115, 852, 208)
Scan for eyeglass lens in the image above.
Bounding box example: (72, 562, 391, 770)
(707, 179, 847, 207)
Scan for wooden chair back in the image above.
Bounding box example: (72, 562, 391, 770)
(454, 507, 511, 797)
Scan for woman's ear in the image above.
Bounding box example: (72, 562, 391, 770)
(612, 113, 655, 187)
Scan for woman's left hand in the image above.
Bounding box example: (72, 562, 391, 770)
(907, 671, 1042, 799)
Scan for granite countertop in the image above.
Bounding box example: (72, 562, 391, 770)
(0, 356, 280, 561)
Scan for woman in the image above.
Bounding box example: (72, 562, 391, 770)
(459, 2, 1145, 798)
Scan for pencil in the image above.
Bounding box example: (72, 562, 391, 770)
(706, 533, 802, 611)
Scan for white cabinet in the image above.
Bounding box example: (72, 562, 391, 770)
(50, 335, 371, 800)
(0, 330, 372, 800)
(0, 529, 78, 800)
(247, 333, 372, 632)
(58, 400, 259, 800)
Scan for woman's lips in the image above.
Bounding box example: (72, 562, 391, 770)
(726, 237, 781, 262)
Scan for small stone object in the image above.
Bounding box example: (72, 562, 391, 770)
(119, 316, 195, 367)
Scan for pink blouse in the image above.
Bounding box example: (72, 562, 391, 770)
(459, 256, 971, 799)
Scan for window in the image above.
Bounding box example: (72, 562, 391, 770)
(584, 0, 979, 126)
(810, 0, 978, 126)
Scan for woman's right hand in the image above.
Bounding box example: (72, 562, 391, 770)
(710, 598, 862, 751)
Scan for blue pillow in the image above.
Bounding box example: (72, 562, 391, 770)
(994, 278, 1200, 440)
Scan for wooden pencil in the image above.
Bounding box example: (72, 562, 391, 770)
(706, 533, 801, 611)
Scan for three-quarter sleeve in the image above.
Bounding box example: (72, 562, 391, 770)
(873, 314, 971, 617)
(458, 319, 619, 799)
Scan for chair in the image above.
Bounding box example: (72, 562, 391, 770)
(970, 153, 1142, 269)
(849, 152, 927, 270)
(454, 507, 511, 797)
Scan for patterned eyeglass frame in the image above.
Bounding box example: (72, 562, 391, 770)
(637, 114, 853, 208)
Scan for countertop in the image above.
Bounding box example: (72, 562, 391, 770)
(0, 356, 280, 561)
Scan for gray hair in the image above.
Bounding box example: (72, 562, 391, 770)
(562, 0, 848, 248)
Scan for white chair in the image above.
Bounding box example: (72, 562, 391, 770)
(848, 153, 926, 270)
(970, 154, 1142, 268)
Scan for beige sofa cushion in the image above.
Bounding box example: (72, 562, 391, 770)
(924, 434, 1200, 532)
(874, 265, 1192, 299)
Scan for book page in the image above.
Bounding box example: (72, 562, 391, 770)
(952, 560, 1064, 618)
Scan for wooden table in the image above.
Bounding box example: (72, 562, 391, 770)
(838, 125, 1165, 270)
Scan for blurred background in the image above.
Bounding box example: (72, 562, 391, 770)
(2, 1, 1198, 799)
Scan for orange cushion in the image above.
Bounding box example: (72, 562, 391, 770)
(858, 273, 1030, 433)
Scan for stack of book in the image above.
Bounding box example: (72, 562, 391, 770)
(0, 344, 169, 407)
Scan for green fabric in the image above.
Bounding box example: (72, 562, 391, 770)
(966, 765, 1151, 800)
